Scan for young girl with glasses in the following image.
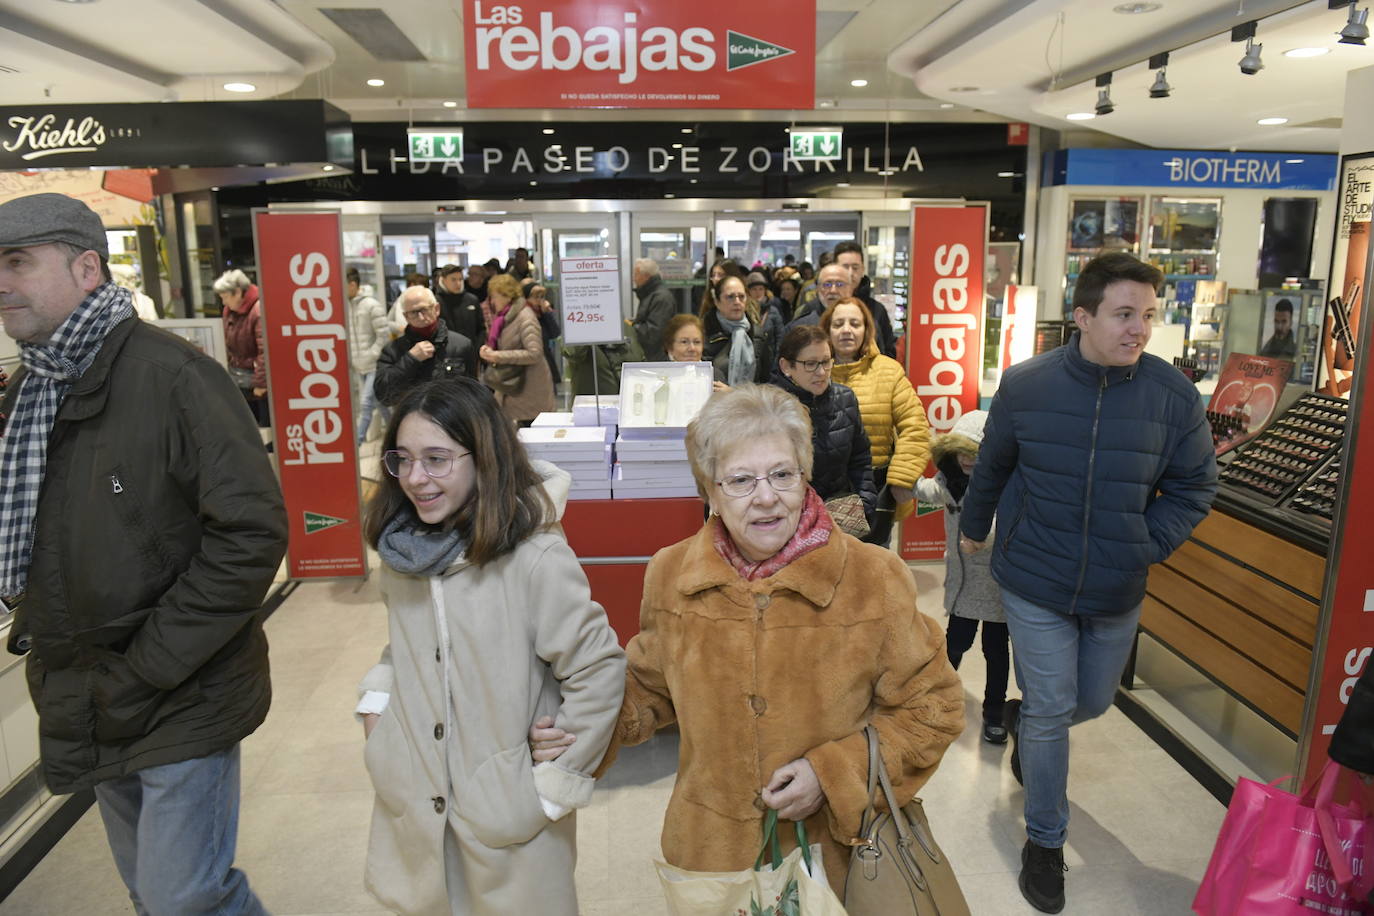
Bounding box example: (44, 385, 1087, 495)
(356, 377, 625, 915)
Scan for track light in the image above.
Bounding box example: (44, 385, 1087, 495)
(1238, 37, 1264, 74)
(1340, 4, 1370, 45)
(1094, 73, 1115, 115)
(1148, 52, 1171, 98)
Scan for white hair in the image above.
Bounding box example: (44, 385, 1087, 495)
(400, 286, 437, 309)
(212, 269, 252, 294)
(634, 258, 660, 278)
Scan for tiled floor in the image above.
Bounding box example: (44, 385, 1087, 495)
(0, 561, 1226, 915)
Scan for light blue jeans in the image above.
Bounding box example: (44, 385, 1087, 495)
(94, 744, 267, 916)
(354, 369, 389, 444)
(1001, 588, 1141, 849)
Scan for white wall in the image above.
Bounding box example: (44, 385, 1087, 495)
(1341, 65, 1374, 157)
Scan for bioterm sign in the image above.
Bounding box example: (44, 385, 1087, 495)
(464, 1, 816, 109)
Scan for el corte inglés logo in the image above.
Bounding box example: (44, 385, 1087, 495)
(726, 31, 795, 71)
(304, 511, 348, 534)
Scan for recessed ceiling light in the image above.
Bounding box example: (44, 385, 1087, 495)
(949, 86, 979, 93)
(1113, 2, 1162, 13)
(442, 100, 458, 108)
(210, 186, 220, 191)
(223, 82, 256, 93)
(998, 171, 1017, 178)
(665, 193, 676, 198)
(877, 169, 896, 176)
(1286, 158, 1305, 163)
(1257, 117, 1289, 125)
(672, 143, 682, 149)
(529, 180, 537, 186)
(850, 79, 868, 88)
(818, 99, 836, 108)
(939, 102, 955, 109)
(836, 182, 851, 187)
(366, 78, 385, 87)
(681, 127, 693, 134)
(1066, 112, 1096, 120)
(1284, 47, 1329, 58)
(542, 127, 555, 134)
(322, 165, 335, 171)
(689, 178, 698, 183)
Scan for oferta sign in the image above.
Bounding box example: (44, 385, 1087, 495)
(464, 1, 815, 109)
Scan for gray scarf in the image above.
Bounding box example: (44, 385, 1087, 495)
(0, 283, 134, 597)
(376, 508, 467, 577)
(717, 314, 755, 387)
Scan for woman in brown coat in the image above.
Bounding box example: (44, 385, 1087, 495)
(478, 273, 555, 424)
(533, 384, 964, 893)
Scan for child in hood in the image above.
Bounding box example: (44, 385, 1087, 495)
(915, 410, 1015, 744)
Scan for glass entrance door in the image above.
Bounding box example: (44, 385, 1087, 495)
(713, 213, 859, 271)
(435, 217, 536, 280)
(534, 213, 621, 317)
(631, 211, 711, 315)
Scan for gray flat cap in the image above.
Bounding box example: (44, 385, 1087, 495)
(0, 192, 108, 258)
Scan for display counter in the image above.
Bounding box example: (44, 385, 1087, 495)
(561, 497, 705, 645)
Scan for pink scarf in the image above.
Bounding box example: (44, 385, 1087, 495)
(712, 486, 832, 581)
(486, 303, 512, 350)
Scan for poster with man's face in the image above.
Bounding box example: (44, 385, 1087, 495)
(1259, 293, 1300, 367)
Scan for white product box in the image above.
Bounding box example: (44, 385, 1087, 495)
(568, 486, 613, 501)
(613, 483, 701, 500)
(556, 460, 614, 479)
(617, 362, 712, 438)
(613, 460, 695, 483)
(572, 395, 620, 427)
(614, 435, 689, 462)
(532, 412, 575, 427)
(519, 426, 614, 460)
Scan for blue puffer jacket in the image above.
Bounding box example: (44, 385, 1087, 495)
(959, 333, 1217, 616)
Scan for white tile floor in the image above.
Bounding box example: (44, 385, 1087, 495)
(0, 561, 1226, 915)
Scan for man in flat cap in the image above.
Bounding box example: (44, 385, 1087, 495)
(0, 193, 286, 915)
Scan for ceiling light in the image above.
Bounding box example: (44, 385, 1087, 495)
(689, 178, 698, 183)
(529, 180, 537, 186)
(1066, 112, 1096, 121)
(1286, 158, 1306, 163)
(850, 79, 868, 88)
(997, 171, 1017, 178)
(1148, 52, 1171, 98)
(1257, 117, 1289, 125)
(1284, 47, 1330, 58)
(672, 143, 682, 149)
(1113, 2, 1162, 12)
(366, 78, 385, 87)
(1238, 37, 1264, 75)
(836, 182, 851, 187)
(665, 193, 676, 198)
(223, 82, 256, 93)
(442, 100, 458, 108)
(877, 169, 896, 176)
(817, 99, 835, 108)
(1340, 5, 1370, 45)
(542, 127, 555, 134)
(681, 127, 692, 134)
(1094, 73, 1115, 115)
(322, 165, 335, 171)
(210, 187, 220, 192)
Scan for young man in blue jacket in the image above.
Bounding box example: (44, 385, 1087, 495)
(959, 252, 1217, 913)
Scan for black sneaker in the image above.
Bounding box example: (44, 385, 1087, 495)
(982, 720, 1008, 744)
(1019, 839, 1067, 913)
(1003, 698, 1023, 785)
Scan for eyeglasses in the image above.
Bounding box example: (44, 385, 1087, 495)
(403, 307, 435, 319)
(382, 450, 470, 478)
(790, 358, 834, 373)
(716, 467, 804, 498)
(819, 281, 849, 291)
(720, 292, 748, 302)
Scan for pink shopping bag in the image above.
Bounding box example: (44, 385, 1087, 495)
(1193, 761, 1373, 915)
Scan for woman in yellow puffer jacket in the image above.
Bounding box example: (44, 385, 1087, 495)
(823, 297, 931, 547)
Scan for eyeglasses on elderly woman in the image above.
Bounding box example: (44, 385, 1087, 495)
(715, 466, 804, 499)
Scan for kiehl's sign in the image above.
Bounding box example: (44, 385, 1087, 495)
(463, 0, 815, 109)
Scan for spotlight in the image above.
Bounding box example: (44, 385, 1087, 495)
(1094, 73, 1114, 115)
(1340, 5, 1370, 45)
(1238, 37, 1264, 74)
(1148, 52, 1171, 98)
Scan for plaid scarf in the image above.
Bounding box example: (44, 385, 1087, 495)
(712, 486, 832, 581)
(0, 283, 134, 597)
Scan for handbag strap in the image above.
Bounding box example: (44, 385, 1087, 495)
(859, 725, 916, 846)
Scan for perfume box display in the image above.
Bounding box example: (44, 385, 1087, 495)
(518, 426, 615, 500)
(572, 395, 620, 427)
(617, 362, 712, 438)
(532, 411, 615, 443)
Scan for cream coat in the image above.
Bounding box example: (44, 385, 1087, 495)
(359, 479, 626, 915)
(484, 299, 555, 422)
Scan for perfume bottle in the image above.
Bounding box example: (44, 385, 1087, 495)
(632, 382, 644, 420)
(653, 375, 670, 425)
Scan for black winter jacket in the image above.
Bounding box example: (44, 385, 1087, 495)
(769, 370, 877, 518)
(632, 276, 678, 362)
(5, 316, 287, 793)
(374, 320, 477, 404)
(436, 287, 485, 345)
(1330, 663, 1374, 775)
(960, 332, 1217, 616)
(703, 310, 770, 385)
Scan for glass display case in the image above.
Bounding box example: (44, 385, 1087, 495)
(1063, 195, 1143, 309)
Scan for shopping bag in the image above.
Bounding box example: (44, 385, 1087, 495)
(1193, 760, 1373, 915)
(655, 810, 848, 916)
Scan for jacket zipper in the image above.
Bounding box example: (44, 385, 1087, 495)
(1069, 374, 1107, 614)
(109, 475, 124, 494)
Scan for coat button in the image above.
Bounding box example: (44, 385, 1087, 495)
(433, 796, 446, 814)
(754, 593, 770, 609)
(749, 695, 767, 716)
(434, 723, 445, 740)
(753, 794, 767, 811)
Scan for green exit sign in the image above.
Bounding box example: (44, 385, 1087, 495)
(407, 129, 464, 162)
(790, 128, 843, 160)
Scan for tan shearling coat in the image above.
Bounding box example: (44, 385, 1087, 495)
(359, 527, 626, 915)
(608, 521, 965, 891)
(484, 299, 555, 422)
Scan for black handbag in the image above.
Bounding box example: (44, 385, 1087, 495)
(483, 362, 525, 395)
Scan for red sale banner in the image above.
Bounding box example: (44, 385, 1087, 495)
(463, 0, 815, 109)
(1301, 314, 1374, 783)
(253, 210, 367, 580)
(901, 204, 987, 561)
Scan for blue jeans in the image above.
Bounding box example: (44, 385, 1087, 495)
(354, 369, 389, 444)
(94, 745, 267, 916)
(1001, 588, 1141, 849)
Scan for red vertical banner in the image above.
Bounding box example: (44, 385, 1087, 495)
(900, 204, 987, 561)
(253, 210, 367, 580)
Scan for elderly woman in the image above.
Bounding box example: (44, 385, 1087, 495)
(214, 269, 268, 426)
(532, 384, 963, 893)
(825, 296, 931, 547)
(479, 273, 555, 425)
(703, 274, 770, 387)
(662, 313, 705, 363)
(770, 325, 876, 537)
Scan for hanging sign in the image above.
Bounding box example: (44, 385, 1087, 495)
(560, 255, 625, 345)
(407, 128, 464, 162)
(463, 0, 815, 109)
(789, 128, 842, 161)
(901, 204, 988, 562)
(253, 209, 367, 580)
